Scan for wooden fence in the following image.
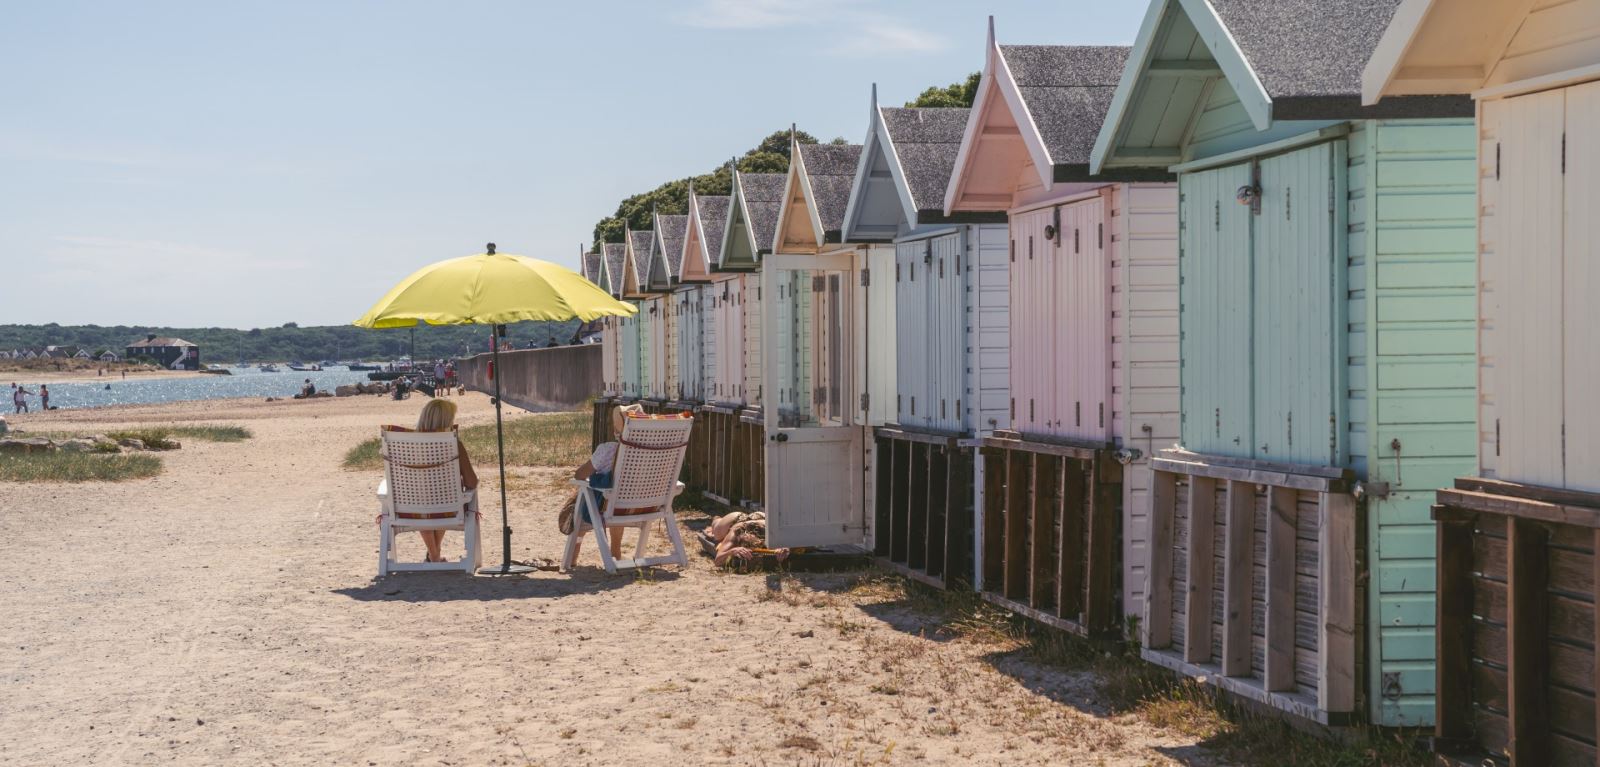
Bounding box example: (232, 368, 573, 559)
(872, 429, 975, 590)
(978, 433, 1123, 636)
(1142, 448, 1358, 724)
(1433, 478, 1600, 766)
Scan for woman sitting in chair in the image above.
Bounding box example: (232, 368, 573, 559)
(413, 398, 478, 562)
(568, 403, 647, 562)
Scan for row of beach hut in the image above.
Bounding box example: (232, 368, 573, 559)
(579, 1, 1600, 761)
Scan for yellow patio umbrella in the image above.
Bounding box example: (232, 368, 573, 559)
(354, 243, 635, 576)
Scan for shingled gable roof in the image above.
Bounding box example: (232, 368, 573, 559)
(625, 228, 654, 295)
(683, 188, 732, 280)
(601, 243, 628, 296)
(696, 195, 730, 260)
(1090, 0, 1472, 173)
(582, 248, 603, 285)
(946, 21, 1166, 213)
(649, 213, 689, 288)
(742, 173, 786, 249)
(848, 82, 1013, 238)
(720, 171, 787, 267)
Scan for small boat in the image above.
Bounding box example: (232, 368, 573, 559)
(287, 363, 322, 372)
(366, 370, 405, 382)
(347, 363, 381, 371)
(320, 360, 338, 368)
(259, 364, 280, 373)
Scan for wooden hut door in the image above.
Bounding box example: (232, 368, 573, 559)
(1486, 89, 1566, 487)
(1010, 207, 1055, 436)
(895, 239, 926, 429)
(1053, 195, 1111, 441)
(1565, 81, 1600, 491)
(1178, 162, 1253, 457)
(762, 252, 865, 548)
(1252, 142, 1339, 465)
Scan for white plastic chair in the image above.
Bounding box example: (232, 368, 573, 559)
(562, 415, 691, 574)
(376, 427, 481, 576)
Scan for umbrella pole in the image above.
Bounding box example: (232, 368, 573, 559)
(478, 325, 533, 576)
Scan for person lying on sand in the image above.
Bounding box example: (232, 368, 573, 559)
(708, 510, 789, 567)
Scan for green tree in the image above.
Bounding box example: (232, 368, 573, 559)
(905, 72, 981, 108)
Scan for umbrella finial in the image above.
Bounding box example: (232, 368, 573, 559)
(486, 242, 496, 255)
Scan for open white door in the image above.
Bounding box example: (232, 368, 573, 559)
(763, 251, 865, 548)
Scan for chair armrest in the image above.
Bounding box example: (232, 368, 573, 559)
(377, 478, 389, 498)
(568, 478, 592, 489)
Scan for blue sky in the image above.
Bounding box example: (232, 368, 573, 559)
(0, 1, 1146, 329)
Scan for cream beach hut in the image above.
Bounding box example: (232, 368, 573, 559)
(700, 168, 787, 508)
(942, 21, 1180, 640)
(840, 90, 1008, 589)
(646, 211, 690, 403)
(1365, 0, 1600, 759)
(1093, 0, 1477, 726)
(622, 226, 657, 401)
(680, 184, 732, 407)
(759, 135, 896, 551)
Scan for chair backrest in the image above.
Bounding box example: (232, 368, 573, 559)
(610, 414, 693, 509)
(381, 427, 467, 518)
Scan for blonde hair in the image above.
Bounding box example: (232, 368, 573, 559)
(610, 403, 644, 435)
(416, 398, 458, 432)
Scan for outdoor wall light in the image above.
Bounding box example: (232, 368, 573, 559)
(1235, 184, 1261, 207)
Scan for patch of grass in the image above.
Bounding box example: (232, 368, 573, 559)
(101, 425, 252, 449)
(343, 410, 591, 471)
(0, 452, 162, 483)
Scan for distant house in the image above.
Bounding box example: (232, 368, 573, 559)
(95, 350, 120, 362)
(125, 335, 200, 370)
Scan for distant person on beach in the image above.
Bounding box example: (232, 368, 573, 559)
(38, 384, 48, 411)
(407, 398, 478, 563)
(298, 379, 316, 398)
(13, 384, 31, 414)
(434, 361, 446, 383)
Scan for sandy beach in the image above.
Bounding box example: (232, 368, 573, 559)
(3, 367, 213, 385)
(0, 394, 1219, 766)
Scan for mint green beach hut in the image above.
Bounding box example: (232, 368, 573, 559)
(1092, 0, 1478, 727)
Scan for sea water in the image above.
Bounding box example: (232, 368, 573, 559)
(14, 368, 386, 410)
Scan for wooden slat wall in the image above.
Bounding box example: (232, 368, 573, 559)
(979, 443, 1123, 636)
(1143, 465, 1358, 724)
(1434, 483, 1600, 766)
(873, 433, 976, 589)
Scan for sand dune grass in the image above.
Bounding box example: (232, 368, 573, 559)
(342, 410, 590, 471)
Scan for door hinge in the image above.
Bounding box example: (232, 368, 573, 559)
(896, 263, 901, 282)
(1328, 177, 1335, 213)
(1098, 222, 1104, 250)
(1495, 417, 1501, 457)
(1009, 239, 1015, 263)
(860, 392, 870, 412)
(1495, 142, 1501, 180)
(1562, 133, 1567, 174)
(859, 267, 870, 287)
(1074, 227, 1081, 254)
(1028, 236, 1034, 260)
(812, 275, 825, 292)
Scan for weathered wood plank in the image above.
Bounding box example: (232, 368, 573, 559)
(890, 438, 909, 563)
(1266, 485, 1297, 692)
(927, 446, 950, 580)
(982, 448, 1006, 593)
(908, 442, 929, 571)
(1222, 480, 1255, 677)
(1435, 514, 1475, 744)
(1031, 454, 1059, 610)
(1004, 450, 1029, 602)
(1438, 488, 1600, 529)
(1507, 517, 1551, 767)
(1317, 493, 1355, 714)
(873, 437, 892, 558)
(1185, 476, 1217, 665)
(1145, 471, 1177, 649)
(1059, 457, 1086, 620)
(983, 432, 1106, 460)
(1454, 477, 1600, 511)
(1085, 456, 1119, 633)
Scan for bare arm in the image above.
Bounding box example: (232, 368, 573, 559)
(573, 460, 595, 480)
